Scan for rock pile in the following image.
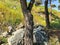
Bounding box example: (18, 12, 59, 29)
(8, 25, 48, 45)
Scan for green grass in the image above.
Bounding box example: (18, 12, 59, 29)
(0, 37, 7, 43)
(0, 0, 60, 30)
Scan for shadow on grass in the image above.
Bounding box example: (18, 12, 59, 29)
(50, 13, 60, 30)
(51, 22, 60, 30)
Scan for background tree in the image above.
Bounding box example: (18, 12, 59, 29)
(35, 0, 50, 28)
(45, 0, 56, 28)
(49, 0, 52, 22)
(35, 0, 42, 6)
(20, 0, 35, 45)
(49, 0, 56, 22)
(58, 0, 60, 10)
(45, 0, 50, 28)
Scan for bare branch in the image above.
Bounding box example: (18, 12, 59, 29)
(27, 0, 35, 12)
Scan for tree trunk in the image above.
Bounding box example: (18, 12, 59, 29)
(20, 0, 34, 45)
(45, 0, 50, 28)
(24, 11, 34, 45)
(50, 0, 52, 22)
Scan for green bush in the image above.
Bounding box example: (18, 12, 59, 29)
(0, 37, 7, 43)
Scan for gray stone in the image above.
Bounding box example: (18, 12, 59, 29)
(2, 31, 8, 37)
(8, 26, 12, 32)
(8, 25, 48, 45)
(8, 29, 24, 45)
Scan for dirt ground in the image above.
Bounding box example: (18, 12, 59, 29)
(46, 30, 60, 45)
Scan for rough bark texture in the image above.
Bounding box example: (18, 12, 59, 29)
(24, 12, 33, 45)
(20, 0, 34, 45)
(45, 0, 50, 28)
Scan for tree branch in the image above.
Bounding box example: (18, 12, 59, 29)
(20, 0, 27, 13)
(27, 0, 35, 12)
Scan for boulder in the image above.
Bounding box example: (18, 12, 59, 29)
(33, 25, 48, 45)
(8, 29, 24, 45)
(8, 25, 48, 45)
(2, 32, 8, 37)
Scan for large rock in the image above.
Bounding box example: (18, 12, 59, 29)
(2, 31, 8, 37)
(33, 25, 48, 45)
(8, 29, 24, 45)
(8, 25, 48, 45)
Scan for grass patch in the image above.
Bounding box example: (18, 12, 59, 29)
(0, 37, 7, 43)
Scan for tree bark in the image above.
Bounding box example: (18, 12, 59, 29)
(45, 0, 50, 28)
(20, 0, 34, 45)
(24, 12, 34, 45)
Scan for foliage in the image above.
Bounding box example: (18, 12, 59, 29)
(0, 0, 24, 31)
(51, 4, 56, 8)
(0, 37, 7, 43)
(0, 0, 60, 31)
